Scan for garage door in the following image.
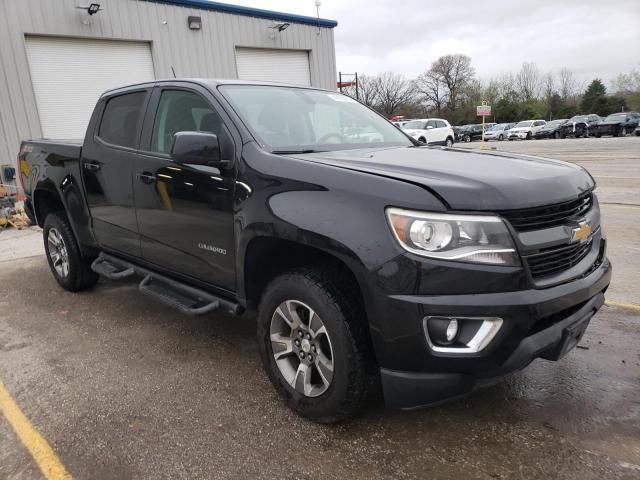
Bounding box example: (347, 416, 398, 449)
(25, 37, 155, 139)
(235, 48, 311, 86)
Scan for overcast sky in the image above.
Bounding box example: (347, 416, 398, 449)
(219, 0, 640, 87)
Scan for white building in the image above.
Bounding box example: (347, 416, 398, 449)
(0, 0, 338, 190)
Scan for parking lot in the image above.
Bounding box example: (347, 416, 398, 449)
(1, 137, 639, 479)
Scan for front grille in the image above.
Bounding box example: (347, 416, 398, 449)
(500, 192, 593, 232)
(525, 240, 592, 279)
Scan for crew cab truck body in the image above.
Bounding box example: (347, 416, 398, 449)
(19, 79, 611, 423)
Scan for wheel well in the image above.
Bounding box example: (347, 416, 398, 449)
(34, 189, 65, 227)
(244, 237, 364, 311)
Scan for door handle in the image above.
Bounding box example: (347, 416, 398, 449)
(136, 172, 157, 184)
(83, 161, 101, 172)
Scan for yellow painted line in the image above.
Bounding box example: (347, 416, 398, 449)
(0, 380, 72, 480)
(605, 300, 640, 313)
(600, 203, 640, 210)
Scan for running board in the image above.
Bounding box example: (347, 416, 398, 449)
(90, 252, 242, 316)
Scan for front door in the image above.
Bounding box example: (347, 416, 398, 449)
(81, 88, 151, 257)
(133, 86, 237, 292)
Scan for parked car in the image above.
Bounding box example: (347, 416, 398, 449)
(559, 114, 601, 138)
(533, 119, 568, 139)
(508, 120, 546, 140)
(458, 124, 485, 142)
(484, 123, 515, 141)
(594, 112, 640, 137)
(401, 118, 455, 146)
(19, 79, 610, 423)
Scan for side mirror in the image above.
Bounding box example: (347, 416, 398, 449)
(170, 131, 227, 167)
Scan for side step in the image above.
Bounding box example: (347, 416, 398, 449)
(90, 252, 242, 316)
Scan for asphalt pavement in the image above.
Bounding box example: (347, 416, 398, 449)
(1, 136, 639, 479)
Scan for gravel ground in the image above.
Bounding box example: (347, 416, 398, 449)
(1, 136, 639, 479)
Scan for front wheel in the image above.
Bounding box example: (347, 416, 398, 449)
(464, 135, 471, 143)
(526, 132, 532, 140)
(554, 131, 560, 139)
(620, 127, 627, 137)
(257, 269, 370, 423)
(498, 134, 504, 141)
(44, 213, 98, 291)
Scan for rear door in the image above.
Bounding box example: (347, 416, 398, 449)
(132, 83, 238, 292)
(425, 120, 439, 143)
(81, 88, 152, 257)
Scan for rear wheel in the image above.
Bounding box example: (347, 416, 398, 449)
(526, 132, 532, 140)
(554, 131, 560, 139)
(43, 213, 98, 292)
(464, 135, 471, 143)
(498, 134, 504, 141)
(257, 268, 370, 423)
(445, 137, 453, 148)
(620, 127, 627, 137)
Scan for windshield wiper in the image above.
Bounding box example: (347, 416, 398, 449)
(272, 149, 324, 154)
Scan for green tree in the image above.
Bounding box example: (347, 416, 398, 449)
(580, 79, 606, 113)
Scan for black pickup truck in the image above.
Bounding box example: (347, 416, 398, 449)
(19, 79, 611, 423)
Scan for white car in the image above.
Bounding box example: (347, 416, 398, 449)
(508, 120, 546, 140)
(402, 118, 455, 147)
(484, 122, 516, 141)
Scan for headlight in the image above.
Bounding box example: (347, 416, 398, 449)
(386, 208, 519, 265)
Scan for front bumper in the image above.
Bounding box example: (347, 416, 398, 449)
(378, 256, 611, 409)
(508, 131, 529, 139)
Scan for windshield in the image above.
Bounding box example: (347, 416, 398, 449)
(606, 114, 626, 121)
(547, 120, 566, 126)
(402, 120, 427, 130)
(569, 116, 587, 122)
(488, 123, 508, 131)
(514, 121, 533, 127)
(219, 85, 411, 152)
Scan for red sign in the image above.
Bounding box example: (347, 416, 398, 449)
(477, 105, 491, 117)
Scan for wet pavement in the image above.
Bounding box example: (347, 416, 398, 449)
(1, 137, 639, 479)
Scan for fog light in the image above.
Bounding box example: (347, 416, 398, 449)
(446, 319, 459, 342)
(423, 316, 503, 354)
(425, 317, 459, 346)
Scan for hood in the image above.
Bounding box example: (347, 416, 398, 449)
(509, 126, 531, 132)
(294, 147, 594, 211)
(402, 129, 424, 135)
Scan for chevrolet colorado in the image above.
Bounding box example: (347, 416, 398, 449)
(19, 79, 611, 423)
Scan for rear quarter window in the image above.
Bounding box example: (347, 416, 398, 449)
(97, 91, 147, 148)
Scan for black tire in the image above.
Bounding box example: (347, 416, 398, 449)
(526, 132, 532, 140)
(43, 212, 98, 292)
(464, 135, 471, 143)
(498, 134, 504, 141)
(445, 137, 453, 147)
(257, 268, 371, 423)
(621, 127, 627, 137)
(554, 131, 560, 139)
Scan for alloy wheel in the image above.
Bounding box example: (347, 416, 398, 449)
(47, 228, 69, 278)
(270, 300, 334, 397)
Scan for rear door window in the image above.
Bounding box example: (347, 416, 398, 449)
(98, 91, 147, 148)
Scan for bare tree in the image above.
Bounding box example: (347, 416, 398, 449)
(342, 74, 379, 108)
(558, 68, 579, 101)
(415, 69, 447, 114)
(372, 72, 414, 117)
(611, 69, 640, 94)
(430, 54, 475, 111)
(515, 62, 541, 101)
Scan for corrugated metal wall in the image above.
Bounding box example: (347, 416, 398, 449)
(0, 0, 337, 185)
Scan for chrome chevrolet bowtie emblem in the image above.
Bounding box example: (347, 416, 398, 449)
(571, 221, 592, 243)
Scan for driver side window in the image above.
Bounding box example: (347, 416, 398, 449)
(151, 90, 233, 158)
